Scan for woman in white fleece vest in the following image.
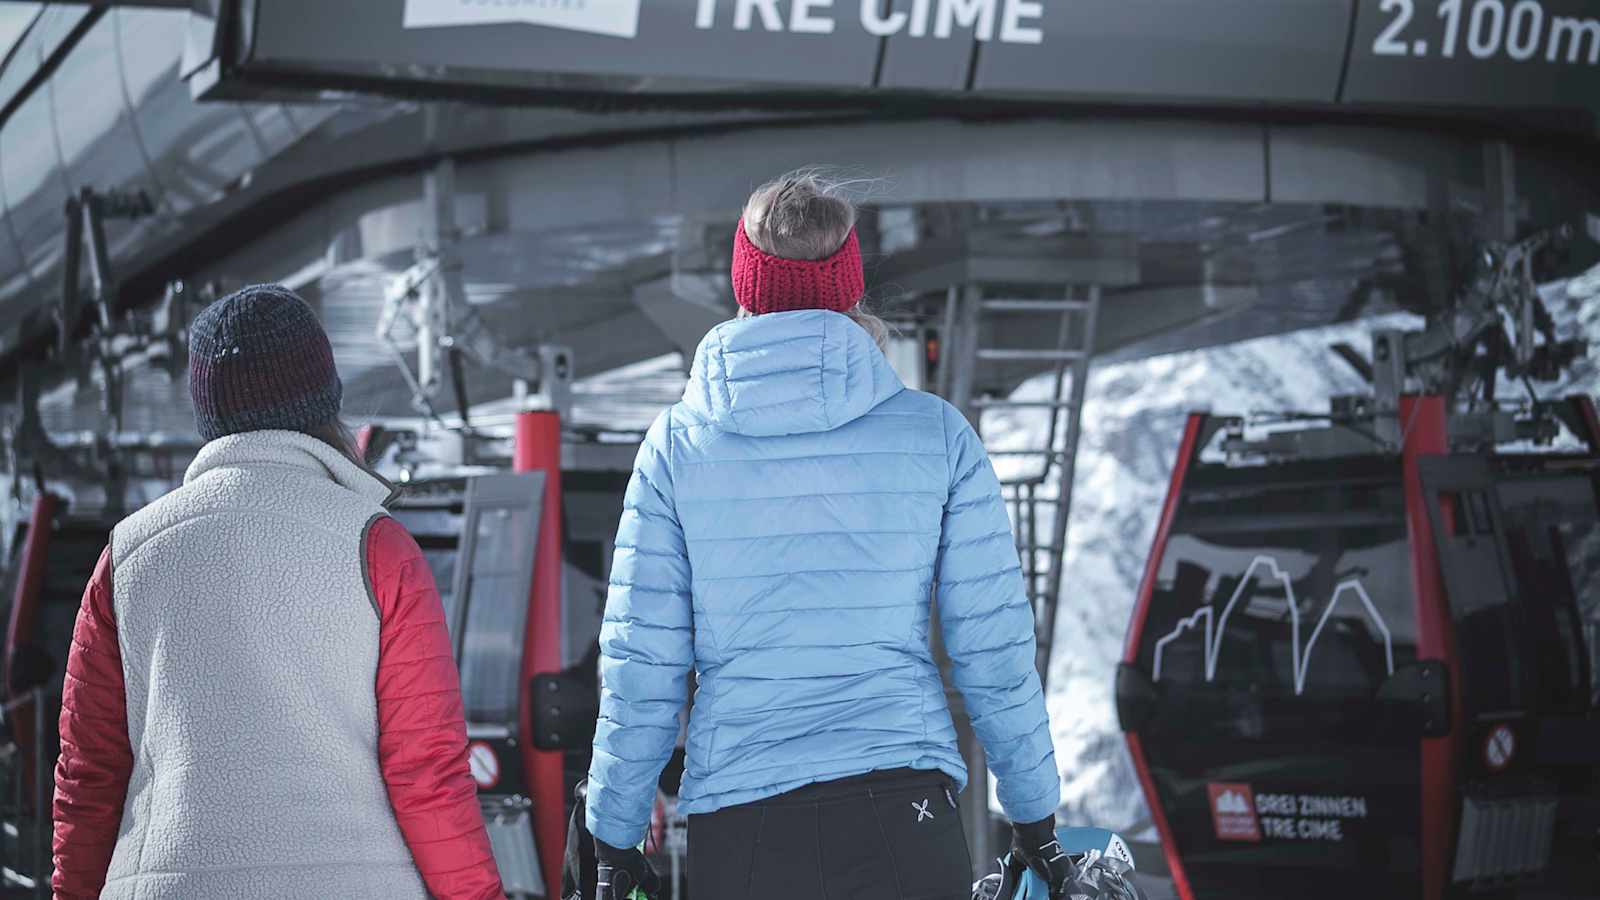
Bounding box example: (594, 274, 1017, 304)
(50, 285, 503, 899)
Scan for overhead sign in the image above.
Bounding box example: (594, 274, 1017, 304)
(403, 0, 643, 38)
(975, 0, 1351, 103)
(1343, 0, 1600, 110)
(227, 0, 1600, 119)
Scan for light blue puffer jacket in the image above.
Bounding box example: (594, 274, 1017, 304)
(585, 309, 1060, 849)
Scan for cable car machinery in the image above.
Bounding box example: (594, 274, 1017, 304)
(1118, 219, 1600, 900)
(1218, 224, 1592, 465)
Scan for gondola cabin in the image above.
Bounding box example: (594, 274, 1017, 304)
(1117, 396, 1600, 900)
(376, 414, 657, 899)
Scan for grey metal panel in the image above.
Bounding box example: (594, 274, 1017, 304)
(1268, 125, 1481, 209)
(452, 470, 545, 726)
(249, 0, 880, 88)
(25, 6, 91, 67)
(876, 0, 975, 91)
(1342, 0, 1600, 111)
(226, 0, 1600, 120)
(671, 119, 1268, 207)
(1095, 284, 1261, 356)
(278, 103, 340, 145)
(123, 8, 263, 213)
(0, 11, 41, 113)
(119, 9, 194, 212)
(0, 184, 29, 307)
(485, 138, 677, 235)
(243, 0, 1355, 104)
(53, 15, 153, 263)
(2, 87, 67, 287)
(510, 119, 1187, 226)
(633, 273, 735, 358)
(482, 808, 546, 898)
(976, 0, 1351, 102)
(238, 103, 301, 159)
(873, 234, 1143, 292)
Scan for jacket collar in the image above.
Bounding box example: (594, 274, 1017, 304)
(185, 430, 394, 506)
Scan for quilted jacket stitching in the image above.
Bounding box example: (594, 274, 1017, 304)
(818, 312, 829, 430)
(678, 490, 943, 504)
(716, 326, 736, 431)
(678, 450, 944, 466)
(585, 310, 1060, 849)
(692, 529, 936, 542)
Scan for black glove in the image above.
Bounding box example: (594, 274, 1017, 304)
(1012, 817, 1076, 898)
(594, 840, 662, 900)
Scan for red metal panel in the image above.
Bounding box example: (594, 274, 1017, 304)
(4, 492, 58, 698)
(1124, 732, 1197, 900)
(514, 411, 565, 892)
(5, 492, 58, 815)
(1122, 413, 1206, 664)
(1120, 412, 1206, 900)
(1399, 395, 1458, 900)
(1573, 394, 1600, 452)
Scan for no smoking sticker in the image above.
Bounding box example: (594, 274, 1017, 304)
(1484, 724, 1515, 772)
(468, 741, 500, 790)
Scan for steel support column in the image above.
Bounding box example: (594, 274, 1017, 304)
(514, 411, 566, 893)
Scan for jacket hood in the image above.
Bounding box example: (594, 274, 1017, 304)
(683, 310, 905, 437)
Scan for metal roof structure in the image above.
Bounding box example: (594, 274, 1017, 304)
(0, 2, 1592, 441)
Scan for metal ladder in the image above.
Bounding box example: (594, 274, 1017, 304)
(940, 284, 1102, 687)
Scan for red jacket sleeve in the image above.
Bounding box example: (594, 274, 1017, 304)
(52, 546, 132, 900)
(367, 517, 503, 900)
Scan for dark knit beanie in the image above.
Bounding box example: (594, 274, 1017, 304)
(187, 284, 342, 441)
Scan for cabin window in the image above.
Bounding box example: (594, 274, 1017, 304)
(418, 542, 459, 638)
(458, 504, 538, 725)
(389, 504, 468, 644)
(1495, 474, 1600, 713)
(1141, 470, 1417, 707)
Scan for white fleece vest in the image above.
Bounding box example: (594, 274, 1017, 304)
(103, 431, 426, 900)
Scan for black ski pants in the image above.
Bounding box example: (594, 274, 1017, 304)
(687, 767, 973, 900)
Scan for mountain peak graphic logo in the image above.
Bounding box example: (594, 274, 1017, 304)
(1151, 554, 1396, 696)
(404, 0, 642, 39)
(1207, 782, 1261, 843)
(1215, 790, 1249, 814)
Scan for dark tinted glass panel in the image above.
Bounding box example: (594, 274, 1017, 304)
(417, 545, 459, 638)
(33, 526, 109, 691)
(1134, 464, 1422, 888)
(1496, 474, 1600, 712)
(1141, 468, 1417, 718)
(388, 506, 465, 641)
(459, 506, 535, 724)
(1441, 485, 1525, 714)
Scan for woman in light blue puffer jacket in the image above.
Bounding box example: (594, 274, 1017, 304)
(586, 173, 1070, 900)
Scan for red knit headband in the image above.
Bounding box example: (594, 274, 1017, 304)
(731, 219, 865, 315)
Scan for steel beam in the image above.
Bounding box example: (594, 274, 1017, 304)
(35, 2, 191, 7)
